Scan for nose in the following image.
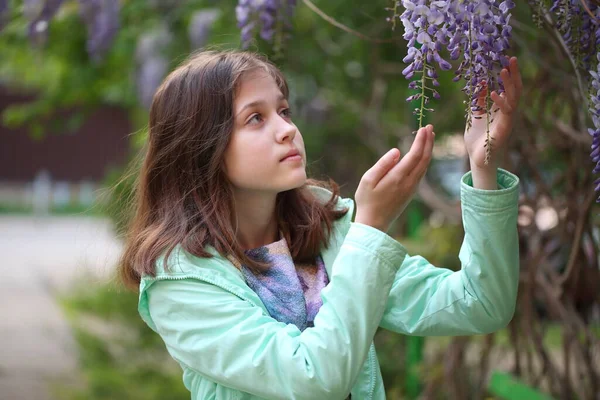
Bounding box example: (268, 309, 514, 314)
(275, 116, 296, 143)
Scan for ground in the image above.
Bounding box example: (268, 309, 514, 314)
(0, 216, 121, 400)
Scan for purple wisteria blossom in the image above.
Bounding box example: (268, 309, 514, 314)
(535, 1, 600, 196)
(78, 0, 120, 62)
(551, 0, 597, 72)
(550, 0, 571, 36)
(22, 0, 64, 46)
(579, 2, 597, 72)
(394, 0, 515, 133)
(588, 6, 600, 202)
(189, 9, 220, 50)
(135, 27, 172, 109)
(450, 1, 514, 120)
(528, 0, 546, 28)
(589, 52, 600, 202)
(236, 0, 296, 50)
(0, 0, 9, 32)
(399, 0, 453, 127)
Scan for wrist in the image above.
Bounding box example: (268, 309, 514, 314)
(469, 160, 498, 190)
(354, 214, 388, 233)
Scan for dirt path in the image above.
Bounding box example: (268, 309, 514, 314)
(0, 215, 122, 400)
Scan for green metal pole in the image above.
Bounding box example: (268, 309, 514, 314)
(404, 203, 424, 398)
(405, 335, 424, 398)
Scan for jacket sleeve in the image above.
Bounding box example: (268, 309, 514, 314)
(379, 168, 520, 336)
(144, 223, 406, 400)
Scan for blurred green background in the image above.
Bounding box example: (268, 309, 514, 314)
(1, 1, 599, 399)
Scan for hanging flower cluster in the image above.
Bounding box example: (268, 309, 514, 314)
(391, 0, 515, 163)
(236, 0, 296, 51)
(550, 0, 600, 201)
(15, 0, 65, 47)
(2, 0, 600, 199)
(399, 0, 452, 128)
(588, 5, 600, 201)
(388, 0, 600, 200)
(77, 0, 120, 63)
(1, 0, 120, 62)
(590, 54, 600, 197)
(551, 0, 597, 72)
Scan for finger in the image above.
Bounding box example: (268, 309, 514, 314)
(395, 125, 430, 174)
(491, 91, 513, 114)
(500, 68, 516, 107)
(410, 124, 434, 179)
(362, 148, 401, 187)
(508, 56, 523, 97)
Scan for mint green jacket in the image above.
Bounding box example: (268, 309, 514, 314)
(138, 169, 520, 400)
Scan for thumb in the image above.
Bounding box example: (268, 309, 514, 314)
(362, 148, 400, 187)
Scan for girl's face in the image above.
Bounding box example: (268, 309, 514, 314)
(224, 70, 307, 194)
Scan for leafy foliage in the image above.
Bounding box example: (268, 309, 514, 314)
(58, 280, 189, 400)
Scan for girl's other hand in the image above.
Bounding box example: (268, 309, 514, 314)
(354, 125, 435, 233)
(465, 56, 522, 169)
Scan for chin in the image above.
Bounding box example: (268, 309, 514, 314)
(280, 175, 307, 192)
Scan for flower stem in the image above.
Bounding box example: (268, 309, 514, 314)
(484, 76, 493, 165)
(419, 62, 427, 129)
(465, 16, 474, 130)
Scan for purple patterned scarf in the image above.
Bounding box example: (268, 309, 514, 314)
(240, 237, 329, 331)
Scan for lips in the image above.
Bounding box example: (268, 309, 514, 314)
(280, 148, 300, 161)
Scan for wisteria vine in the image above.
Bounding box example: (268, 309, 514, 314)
(384, 0, 600, 200)
(546, 0, 600, 201)
(388, 0, 515, 165)
(590, 54, 600, 198)
(1, 0, 600, 199)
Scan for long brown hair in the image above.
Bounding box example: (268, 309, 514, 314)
(118, 49, 348, 290)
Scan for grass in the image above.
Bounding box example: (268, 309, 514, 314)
(0, 202, 106, 216)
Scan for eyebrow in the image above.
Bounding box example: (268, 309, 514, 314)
(236, 94, 287, 117)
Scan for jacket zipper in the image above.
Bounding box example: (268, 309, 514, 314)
(368, 343, 376, 399)
(148, 238, 378, 398)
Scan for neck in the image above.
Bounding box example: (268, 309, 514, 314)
(231, 188, 280, 250)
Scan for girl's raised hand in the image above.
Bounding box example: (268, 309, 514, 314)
(355, 125, 435, 233)
(464, 56, 522, 169)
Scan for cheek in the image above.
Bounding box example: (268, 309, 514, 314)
(223, 135, 267, 182)
(223, 138, 243, 177)
(295, 133, 306, 154)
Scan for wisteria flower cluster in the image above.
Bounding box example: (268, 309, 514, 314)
(549, 0, 600, 181)
(551, 0, 600, 201)
(1, 0, 120, 62)
(453, 1, 513, 117)
(590, 54, 600, 199)
(236, 0, 296, 50)
(390, 0, 515, 163)
(77, 0, 120, 63)
(551, 0, 597, 72)
(0, 0, 7, 26)
(396, 1, 514, 117)
(399, 0, 452, 128)
(16, 0, 65, 46)
(388, 0, 600, 199)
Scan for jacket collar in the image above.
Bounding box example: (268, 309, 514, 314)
(150, 186, 354, 310)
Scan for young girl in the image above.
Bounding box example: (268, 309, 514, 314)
(119, 49, 522, 400)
